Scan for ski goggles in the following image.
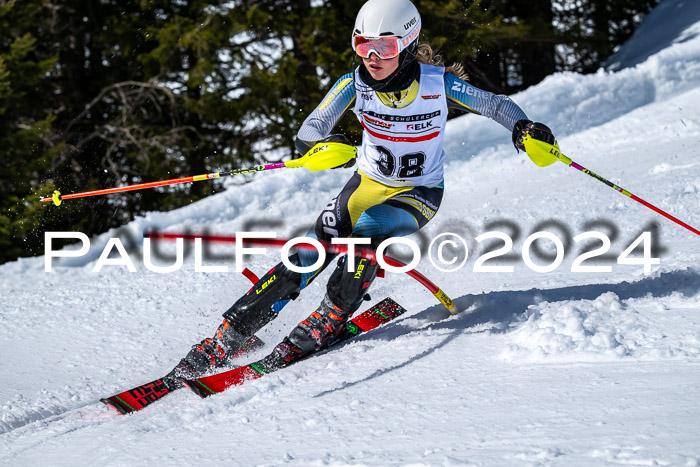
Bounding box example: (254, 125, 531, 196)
(352, 21, 421, 59)
(353, 36, 402, 59)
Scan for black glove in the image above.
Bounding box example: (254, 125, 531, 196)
(512, 120, 556, 152)
(322, 134, 356, 169)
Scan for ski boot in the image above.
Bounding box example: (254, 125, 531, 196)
(170, 255, 304, 380)
(279, 253, 380, 360)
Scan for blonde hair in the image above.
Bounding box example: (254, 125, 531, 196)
(416, 43, 468, 80)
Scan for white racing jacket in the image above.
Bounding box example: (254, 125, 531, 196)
(297, 62, 528, 187)
(353, 64, 448, 187)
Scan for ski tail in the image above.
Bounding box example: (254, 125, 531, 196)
(183, 297, 406, 398)
(100, 333, 266, 414)
(100, 378, 173, 415)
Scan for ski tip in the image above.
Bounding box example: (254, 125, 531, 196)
(100, 397, 133, 415)
(180, 378, 215, 399)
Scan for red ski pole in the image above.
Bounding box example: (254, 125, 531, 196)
(41, 142, 356, 206)
(41, 163, 286, 206)
(523, 135, 700, 237)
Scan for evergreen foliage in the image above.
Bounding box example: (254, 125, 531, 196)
(0, 0, 659, 264)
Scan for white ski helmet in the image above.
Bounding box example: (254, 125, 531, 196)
(352, 0, 421, 59)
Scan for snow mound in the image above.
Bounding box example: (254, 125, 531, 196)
(501, 291, 700, 363)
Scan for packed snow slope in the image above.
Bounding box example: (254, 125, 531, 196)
(1, 1, 699, 465)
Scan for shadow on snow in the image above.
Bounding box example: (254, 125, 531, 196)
(314, 267, 699, 396)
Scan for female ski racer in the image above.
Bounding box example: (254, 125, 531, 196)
(171, 0, 556, 378)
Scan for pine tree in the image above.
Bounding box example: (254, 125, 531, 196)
(0, 0, 663, 264)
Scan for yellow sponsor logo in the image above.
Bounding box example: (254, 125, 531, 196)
(354, 259, 367, 279)
(256, 275, 276, 294)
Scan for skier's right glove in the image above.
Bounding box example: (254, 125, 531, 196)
(321, 134, 357, 169)
(512, 120, 556, 152)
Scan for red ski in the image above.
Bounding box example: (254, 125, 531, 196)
(182, 298, 406, 398)
(100, 335, 264, 414)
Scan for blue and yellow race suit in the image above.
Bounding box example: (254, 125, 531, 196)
(285, 63, 529, 295)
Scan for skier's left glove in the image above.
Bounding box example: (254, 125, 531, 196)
(321, 134, 357, 169)
(512, 120, 556, 152)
